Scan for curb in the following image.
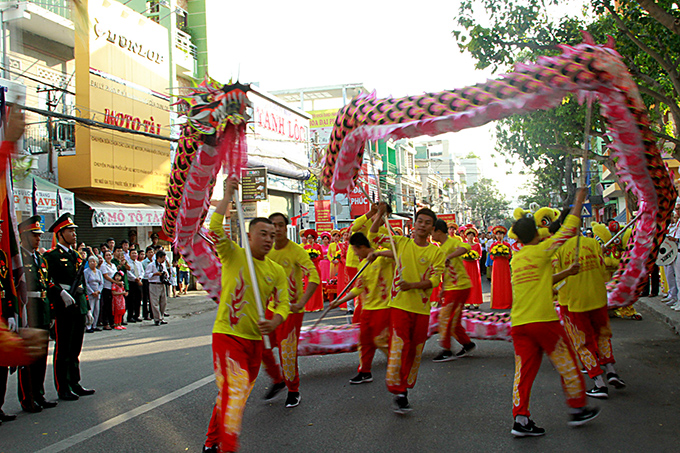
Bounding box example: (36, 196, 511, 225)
(636, 296, 680, 336)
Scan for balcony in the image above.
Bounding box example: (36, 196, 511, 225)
(174, 29, 197, 77)
(13, 1, 74, 48)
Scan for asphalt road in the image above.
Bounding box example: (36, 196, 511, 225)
(2, 288, 680, 453)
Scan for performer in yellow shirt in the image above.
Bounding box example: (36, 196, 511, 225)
(332, 232, 394, 384)
(553, 216, 626, 400)
(261, 212, 320, 408)
(369, 203, 445, 414)
(430, 219, 475, 362)
(347, 203, 379, 321)
(204, 177, 290, 453)
(509, 188, 599, 438)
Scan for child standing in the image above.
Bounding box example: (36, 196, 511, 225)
(509, 188, 599, 437)
(111, 272, 128, 330)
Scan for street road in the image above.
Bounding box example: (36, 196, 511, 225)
(2, 297, 680, 452)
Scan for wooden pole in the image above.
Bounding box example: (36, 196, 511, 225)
(310, 259, 370, 330)
(233, 189, 271, 349)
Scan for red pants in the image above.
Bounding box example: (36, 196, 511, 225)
(511, 321, 586, 418)
(205, 334, 262, 452)
(562, 306, 614, 378)
(438, 288, 471, 350)
(385, 308, 429, 394)
(261, 312, 303, 392)
(358, 308, 390, 373)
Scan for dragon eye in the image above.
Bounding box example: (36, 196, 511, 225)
(540, 218, 550, 227)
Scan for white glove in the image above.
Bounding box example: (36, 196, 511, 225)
(7, 316, 17, 332)
(60, 290, 75, 308)
(85, 310, 94, 326)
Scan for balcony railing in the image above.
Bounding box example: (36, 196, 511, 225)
(175, 29, 198, 59)
(30, 0, 71, 20)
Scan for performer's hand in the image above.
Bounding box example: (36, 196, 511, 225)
(85, 311, 94, 326)
(329, 298, 342, 309)
(257, 318, 279, 335)
(60, 290, 75, 308)
(18, 328, 48, 360)
(398, 280, 414, 291)
(377, 202, 389, 215)
(367, 251, 379, 262)
(567, 262, 580, 276)
(290, 301, 305, 313)
(4, 107, 25, 142)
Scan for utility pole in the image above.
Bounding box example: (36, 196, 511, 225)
(37, 86, 60, 182)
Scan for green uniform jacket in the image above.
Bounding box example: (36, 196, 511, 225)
(0, 250, 17, 320)
(21, 247, 52, 326)
(43, 245, 88, 315)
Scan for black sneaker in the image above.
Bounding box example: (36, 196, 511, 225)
(264, 381, 286, 401)
(586, 386, 609, 399)
(393, 394, 412, 414)
(285, 392, 301, 408)
(202, 445, 218, 452)
(607, 373, 626, 389)
(455, 342, 476, 358)
(433, 350, 455, 362)
(349, 372, 373, 384)
(568, 406, 601, 427)
(511, 419, 546, 437)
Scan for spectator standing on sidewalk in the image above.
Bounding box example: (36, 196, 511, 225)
(177, 255, 190, 296)
(126, 249, 144, 322)
(141, 247, 154, 320)
(145, 250, 169, 326)
(662, 204, 680, 309)
(84, 256, 103, 333)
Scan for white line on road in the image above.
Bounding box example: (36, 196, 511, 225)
(35, 375, 215, 453)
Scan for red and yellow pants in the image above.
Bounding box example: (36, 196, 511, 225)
(562, 306, 614, 378)
(205, 334, 262, 452)
(438, 288, 472, 350)
(511, 321, 586, 418)
(385, 308, 429, 394)
(358, 308, 390, 373)
(261, 312, 303, 392)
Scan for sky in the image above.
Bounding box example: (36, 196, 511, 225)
(205, 0, 587, 203)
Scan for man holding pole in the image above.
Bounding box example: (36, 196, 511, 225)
(261, 212, 319, 408)
(370, 203, 445, 414)
(204, 177, 290, 453)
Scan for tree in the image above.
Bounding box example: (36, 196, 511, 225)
(453, 0, 680, 204)
(466, 178, 511, 228)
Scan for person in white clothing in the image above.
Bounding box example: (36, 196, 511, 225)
(664, 205, 680, 309)
(84, 256, 104, 333)
(100, 251, 118, 331)
(144, 249, 169, 325)
(126, 249, 145, 323)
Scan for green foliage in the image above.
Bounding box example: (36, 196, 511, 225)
(466, 178, 511, 228)
(302, 173, 318, 205)
(453, 0, 680, 195)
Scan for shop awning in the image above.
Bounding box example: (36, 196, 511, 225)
(78, 197, 165, 228)
(13, 174, 75, 215)
(247, 154, 311, 181)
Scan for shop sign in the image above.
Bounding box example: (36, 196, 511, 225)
(241, 167, 268, 202)
(14, 189, 75, 214)
(315, 200, 331, 223)
(91, 207, 164, 227)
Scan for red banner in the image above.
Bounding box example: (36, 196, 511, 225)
(316, 222, 334, 233)
(437, 213, 457, 225)
(349, 164, 378, 218)
(388, 219, 403, 231)
(315, 200, 331, 223)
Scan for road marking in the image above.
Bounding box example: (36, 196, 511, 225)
(36, 375, 215, 453)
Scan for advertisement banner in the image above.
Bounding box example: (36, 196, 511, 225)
(316, 222, 334, 233)
(66, 0, 171, 196)
(388, 219, 403, 232)
(437, 213, 457, 226)
(349, 164, 378, 218)
(13, 189, 75, 214)
(309, 109, 338, 146)
(315, 200, 331, 223)
(241, 167, 267, 202)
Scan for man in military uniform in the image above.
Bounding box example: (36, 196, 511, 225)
(17, 216, 58, 412)
(44, 214, 95, 401)
(0, 219, 19, 424)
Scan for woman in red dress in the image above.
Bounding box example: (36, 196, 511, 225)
(462, 225, 483, 309)
(303, 229, 324, 312)
(335, 228, 350, 309)
(489, 225, 513, 310)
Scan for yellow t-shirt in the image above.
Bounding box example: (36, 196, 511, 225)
(438, 236, 472, 291)
(553, 236, 608, 312)
(349, 254, 394, 310)
(210, 213, 290, 340)
(268, 240, 320, 312)
(510, 215, 580, 327)
(369, 233, 445, 315)
(347, 214, 373, 268)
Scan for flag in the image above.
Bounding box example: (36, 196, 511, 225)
(31, 176, 37, 216)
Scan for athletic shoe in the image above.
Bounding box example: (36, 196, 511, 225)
(511, 419, 546, 437)
(285, 392, 301, 408)
(586, 386, 609, 399)
(202, 445, 218, 453)
(349, 372, 373, 384)
(455, 342, 476, 358)
(607, 373, 627, 389)
(263, 381, 286, 401)
(673, 304, 680, 311)
(665, 298, 677, 306)
(393, 394, 412, 415)
(433, 350, 455, 362)
(568, 406, 600, 427)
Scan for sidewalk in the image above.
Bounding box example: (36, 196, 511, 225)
(637, 295, 680, 336)
(164, 290, 217, 318)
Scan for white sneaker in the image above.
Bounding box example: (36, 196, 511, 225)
(661, 296, 672, 302)
(673, 304, 680, 311)
(666, 298, 678, 306)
